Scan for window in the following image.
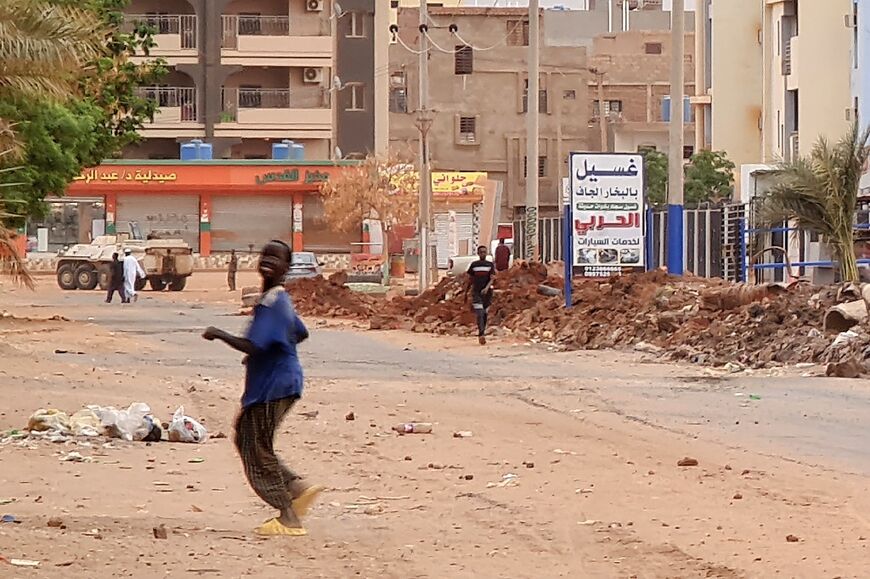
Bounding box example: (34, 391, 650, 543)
(346, 83, 365, 111)
(563, 89, 576, 100)
(522, 79, 548, 113)
(457, 115, 477, 145)
(593, 99, 623, 116)
(348, 11, 365, 38)
(389, 71, 407, 113)
(644, 42, 663, 55)
(506, 19, 530, 46)
(389, 87, 407, 113)
(455, 45, 473, 75)
(683, 145, 694, 160)
(523, 156, 547, 178)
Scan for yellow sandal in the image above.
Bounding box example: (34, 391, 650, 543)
(291, 485, 325, 518)
(255, 518, 307, 536)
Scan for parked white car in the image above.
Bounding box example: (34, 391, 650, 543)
(447, 239, 514, 276)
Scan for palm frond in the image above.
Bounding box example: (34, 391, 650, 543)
(0, 226, 34, 289)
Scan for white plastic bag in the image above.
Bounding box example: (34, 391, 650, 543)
(91, 403, 153, 441)
(168, 406, 208, 444)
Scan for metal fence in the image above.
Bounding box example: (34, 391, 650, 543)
(513, 203, 746, 281)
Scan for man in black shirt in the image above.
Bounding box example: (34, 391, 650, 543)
(106, 252, 126, 304)
(465, 245, 496, 345)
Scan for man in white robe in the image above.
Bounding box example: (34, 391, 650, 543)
(122, 248, 145, 303)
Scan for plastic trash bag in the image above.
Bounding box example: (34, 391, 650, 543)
(27, 409, 71, 434)
(91, 403, 154, 442)
(167, 406, 208, 444)
(69, 409, 103, 437)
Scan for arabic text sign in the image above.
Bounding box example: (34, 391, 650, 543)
(431, 172, 487, 197)
(73, 169, 178, 184)
(569, 153, 645, 278)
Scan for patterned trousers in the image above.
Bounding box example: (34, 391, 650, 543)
(234, 396, 300, 511)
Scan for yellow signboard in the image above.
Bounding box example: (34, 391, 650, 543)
(432, 172, 487, 197)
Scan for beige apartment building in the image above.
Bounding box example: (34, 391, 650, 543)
(708, 0, 853, 197)
(123, 0, 388, 160)
(389, 5, 695, 220)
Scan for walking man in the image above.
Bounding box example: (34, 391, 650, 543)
(122, 248, 144, 303)
(228, 249, 238, 291)
(105, 252, 126, 303)
(465, 245, 496, 345)
(494, 238, 511, 272)
(203, 240, 322, 536)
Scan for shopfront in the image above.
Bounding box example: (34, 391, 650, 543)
(65, 160, 353, 256)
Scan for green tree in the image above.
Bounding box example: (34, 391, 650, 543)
(761, 123, 870, 283)
(642, 149, 668, 205)
(642, 149, 736, 206)
(684, 150, 735, 204)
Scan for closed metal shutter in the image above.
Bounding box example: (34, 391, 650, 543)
(116, 194, 200, 252)
(211, 195, 292, 252)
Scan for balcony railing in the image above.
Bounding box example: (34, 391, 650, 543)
(222, 88, 291, 113)
(137, 87, 198, 122)
(222, 15, 290, 49)
(126, 14, 197, 49)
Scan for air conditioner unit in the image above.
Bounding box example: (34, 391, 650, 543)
(303, 67, 324, 83)
(307, 0, 324, 11)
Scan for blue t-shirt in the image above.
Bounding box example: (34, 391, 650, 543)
(242, 287, 308, 408)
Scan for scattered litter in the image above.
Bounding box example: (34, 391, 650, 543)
(168, 407, 208, 444)
(1, 514, 19, 524)
(345, 412, 356, 421)
(392, 423, 432, 435)
(553, 449, 576, 455)
(453, 431, 473, 438)
(91, 403, 158, 442)
(486, 473, 519, 489)
(27, 409, 70, 435)
(749, 394, 762, 401)
(677, 457, 699, 467)
(578, 519, 599, 526)
(60, 451, 92, 463)
(47, 517, 64, 528)
(188, 457, 205, 464)
(153, 525, 168, 540)
(0, 499, 14, 506)
(298, 411, 319, 420)
(786, 534, 800, 543)
(7, 559, 40, 568)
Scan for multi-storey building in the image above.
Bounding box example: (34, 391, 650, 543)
(123, 0, 388, 161)
(389, 5, 695, 227)
(708, 0, 853, 197)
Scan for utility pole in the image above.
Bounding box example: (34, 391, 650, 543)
(417, 0, 432, 291)
(693, 0, 707, 153)
(593, 69, 607, 152)
(525, 0, 540, 261)
(667, 0, 685, 275)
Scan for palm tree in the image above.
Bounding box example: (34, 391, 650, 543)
(0, 0, 103, 285)
(761, 123, 870, 283)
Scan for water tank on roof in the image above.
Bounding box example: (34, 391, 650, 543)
(180, 140, 199, 161)
(198, 142, 213, 160)
(291, 143, 305, 161)
(272, 139, 293, 160)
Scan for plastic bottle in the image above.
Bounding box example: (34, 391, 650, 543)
(392, 422, 433, 434)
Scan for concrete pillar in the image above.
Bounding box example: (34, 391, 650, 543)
(292, 192, 304, 251)
(199, 193, 211, 256)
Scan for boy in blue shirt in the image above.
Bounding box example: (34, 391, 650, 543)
(203, 240, 322, 536)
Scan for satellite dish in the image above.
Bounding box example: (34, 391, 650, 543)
(334, 146, 343, 160)
(334, 2, 343, 18)
(332, 75, 343, 91)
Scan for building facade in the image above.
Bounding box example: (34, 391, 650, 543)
(709, 0, 853, 198)
(123, 0, 388, 161)
(389, 5, 694, 222)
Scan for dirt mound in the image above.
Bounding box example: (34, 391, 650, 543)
(286, 275, 377, 319)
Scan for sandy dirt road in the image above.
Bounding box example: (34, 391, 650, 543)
(1, 273, 869, 578)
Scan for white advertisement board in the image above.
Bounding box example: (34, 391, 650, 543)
(568, 152, 645, 277)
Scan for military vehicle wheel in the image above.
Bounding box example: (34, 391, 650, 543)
(150, 277, 166, 291)
(98, 265, 111, 291)
(57, 264, 76, 290)
(74, 265, 99, 290)
(135, 277, 147, 291)
(169, 276, 187, 291)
